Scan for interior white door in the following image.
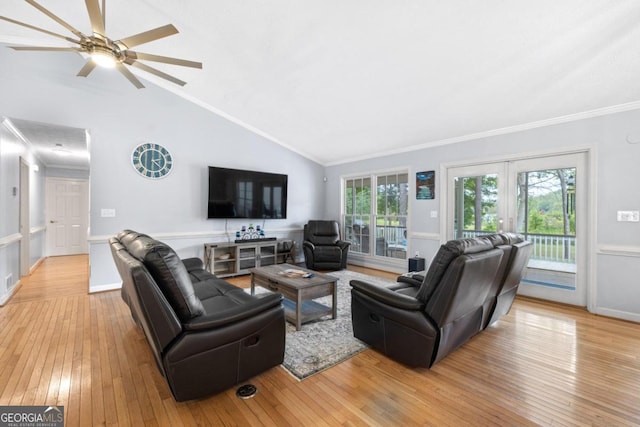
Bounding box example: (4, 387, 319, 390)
(446, 152, 588, 306)
(46, 178, 89, 256)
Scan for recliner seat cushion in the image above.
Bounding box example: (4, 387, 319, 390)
(313, 246, 343, 262)
(125, 235, 205, 321)
(193, 278, 256, 313)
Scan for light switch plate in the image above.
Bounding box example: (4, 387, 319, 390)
(430, 210, 438, 218)
(617, 211, 639, 222)
(101, 208, 116, 218)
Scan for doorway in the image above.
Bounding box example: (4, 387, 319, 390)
(445, 151, 589, 306)
(45, 178, 89, 256)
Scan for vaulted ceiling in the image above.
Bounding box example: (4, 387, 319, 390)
(2, 1, 640, 166)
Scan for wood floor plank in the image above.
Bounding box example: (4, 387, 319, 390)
(1, 255, 639, 426)
(78, 291, 94, 427)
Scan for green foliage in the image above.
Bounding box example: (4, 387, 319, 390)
(455, 168, 575, 237)
(458, 175, 498, 231)
(523, 169, 575, 235)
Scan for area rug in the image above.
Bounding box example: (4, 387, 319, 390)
(254, 269, 397, 380)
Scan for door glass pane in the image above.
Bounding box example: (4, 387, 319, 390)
(516, 168, 577, 289)
(453, 174, 498, 239)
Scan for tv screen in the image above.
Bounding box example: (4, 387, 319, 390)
(208, 166, 288, 219)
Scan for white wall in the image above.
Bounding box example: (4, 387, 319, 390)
(29, 152, 46, 269)
(325, 109, 640, 322)
(0, 120, 46, 304)
(0, 46, 325, 293)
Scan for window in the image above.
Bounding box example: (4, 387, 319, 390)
(343, 171, 409, 260)
(344, 177, 371, 254)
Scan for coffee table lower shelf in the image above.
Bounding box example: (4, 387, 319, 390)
(250, 264, 338, 331)
(281, 298, 333, 328)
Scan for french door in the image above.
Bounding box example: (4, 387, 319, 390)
(446, 152, 588, 306)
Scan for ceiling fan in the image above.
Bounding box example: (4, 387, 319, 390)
(0, 0, 202, 88)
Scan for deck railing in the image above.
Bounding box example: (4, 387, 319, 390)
(348, 224, 576, 264)
(455, 230, 576, 264)
(375, 225, 406, 244)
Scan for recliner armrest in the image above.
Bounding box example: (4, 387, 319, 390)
(303, 241, 315, 250)
(336, 240, 351, 250)
(182, 257, 205, 271)
(397, 275, 423, 288)
(184, 293, 283, 331)
(350, 279, 424, 311)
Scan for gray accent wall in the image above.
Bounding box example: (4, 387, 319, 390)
(324, 108, 640, 322)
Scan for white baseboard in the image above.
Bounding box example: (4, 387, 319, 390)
(593, 306, 640, 323)
(29, 257, 45, 275)
(347, 256, 404, 274)
(90, 282, 122, 294)
(0, 279, 22, 306)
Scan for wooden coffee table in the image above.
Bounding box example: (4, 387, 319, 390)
(250, 264, 338, 330)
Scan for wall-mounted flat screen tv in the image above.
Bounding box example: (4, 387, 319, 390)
(208, 166, 288, 219)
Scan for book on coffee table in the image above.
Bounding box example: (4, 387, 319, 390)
(279, 268, 307, 278)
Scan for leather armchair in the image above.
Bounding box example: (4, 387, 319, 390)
(351, 237, 504, 367)
(110, 230, 285, 401)
(303, 220, 350, 270)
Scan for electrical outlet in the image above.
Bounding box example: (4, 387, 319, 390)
(617, 211, 639, 222)
(430, 210, 438, 218)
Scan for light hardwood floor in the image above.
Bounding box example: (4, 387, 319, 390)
(1, 255, 639, 426)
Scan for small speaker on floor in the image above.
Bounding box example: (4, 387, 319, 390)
(409, 257, 425, 272)
(236, 384, 258, 399)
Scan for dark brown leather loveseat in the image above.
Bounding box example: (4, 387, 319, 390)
(109, 230, 285, 401)
(350, 233, 531, 368)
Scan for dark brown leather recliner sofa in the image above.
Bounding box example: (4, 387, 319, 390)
(109, 230, 285, 401)
(350, 233, 531, 368)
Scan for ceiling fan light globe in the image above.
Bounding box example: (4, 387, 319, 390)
(91, 50, 116, 68)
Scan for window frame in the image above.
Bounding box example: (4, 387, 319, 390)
(342, 169, 409, 261)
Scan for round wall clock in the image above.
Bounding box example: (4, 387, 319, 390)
(131, 143, 173, 179)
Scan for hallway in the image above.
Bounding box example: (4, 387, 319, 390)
(7, 255, 89, 304)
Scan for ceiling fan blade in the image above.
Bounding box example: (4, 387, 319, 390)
(10, 46, 82, 52)
(116, 63, 145, 89)
(117, 24, 178, 48)
(128, 51, 202, 69)
(85, 0, 105, 35)
(25, 0, 86, 39)
(77, 59, 97, 77)
(0, 16, 80, 44)
(127, 60, 187, 86)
